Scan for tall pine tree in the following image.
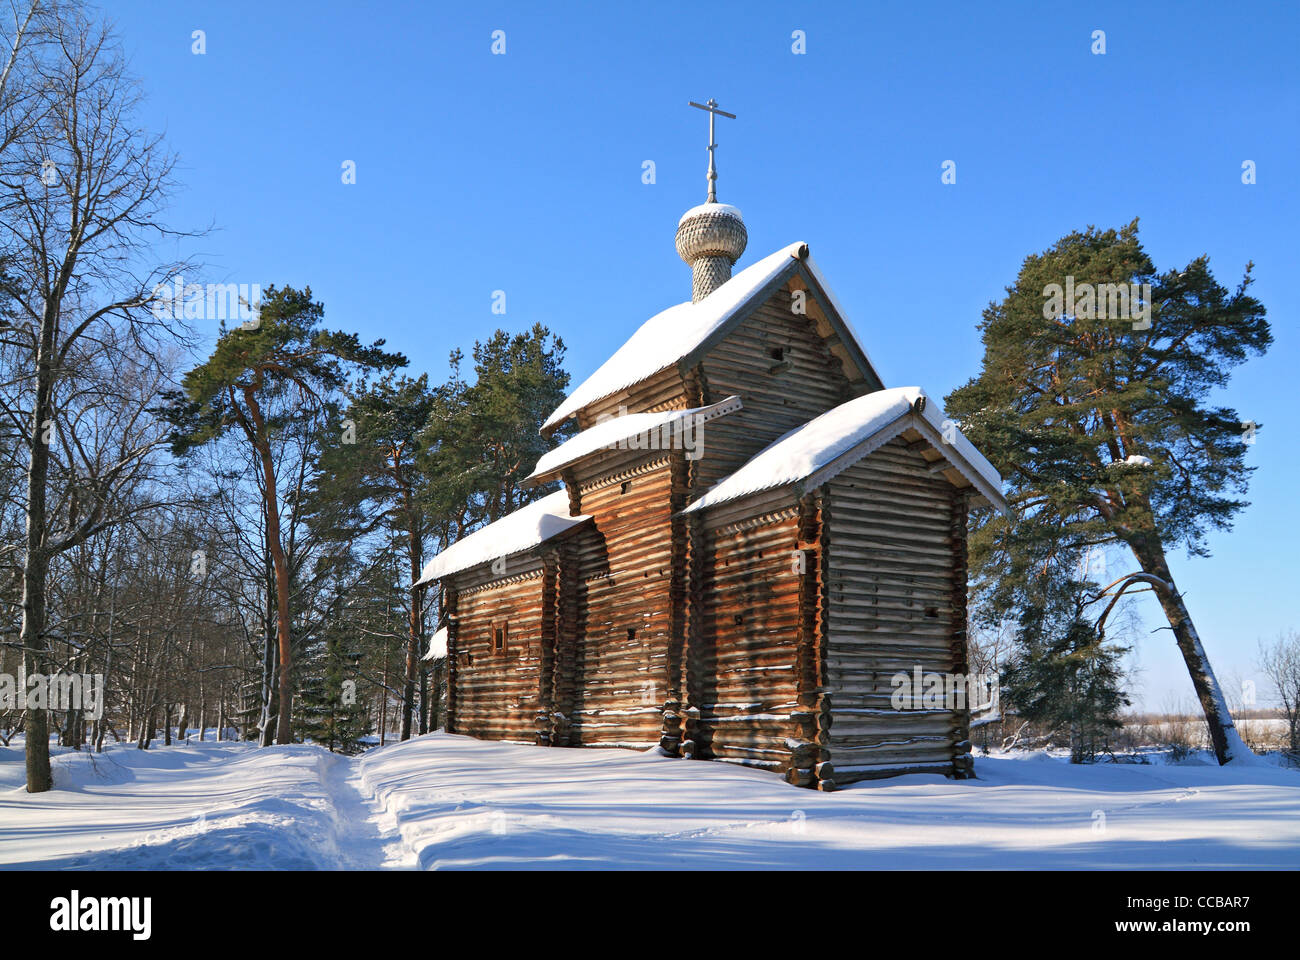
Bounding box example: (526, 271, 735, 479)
(308, 373, 436, 741)
(946, 219, 1269, 764)
(163, 286, 405, 744)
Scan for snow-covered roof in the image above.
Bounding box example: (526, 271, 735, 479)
(526, 395, 743, 483)
(685, 386, 1007, 514)
(413, 491, 590, 586)
(542, 242, 879, 433)
(421, 626, 448, 661)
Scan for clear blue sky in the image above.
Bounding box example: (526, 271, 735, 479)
(108, 0, 1298, 712)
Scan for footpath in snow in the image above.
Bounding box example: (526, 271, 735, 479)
(2, 733, 1298, 869)
(0, 739, 409, 870)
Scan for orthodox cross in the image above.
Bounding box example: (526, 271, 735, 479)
(688, 98, 736, 203)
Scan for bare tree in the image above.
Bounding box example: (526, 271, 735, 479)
(0, 2, 191, 791)
(1259, 631, 1300, 760)
(0, 1, 47, 163)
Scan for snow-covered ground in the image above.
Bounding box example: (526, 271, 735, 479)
(2, 733, 1297, 869)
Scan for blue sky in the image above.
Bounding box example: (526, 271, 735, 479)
(108, 0, 1298, 711)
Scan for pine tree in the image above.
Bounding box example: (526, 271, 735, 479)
(946, 219, 1270, 764)
(999, 563, 1130, 762)
(296, 629, 369, 755)
(419, 324, 574, 529)
(161, 286, 406, 744)
(307, 373, 436, 742)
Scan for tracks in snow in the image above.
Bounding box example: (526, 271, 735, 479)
(318, 751, 407, 870)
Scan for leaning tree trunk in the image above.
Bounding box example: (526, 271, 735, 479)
(1131, 537, 1252, 764)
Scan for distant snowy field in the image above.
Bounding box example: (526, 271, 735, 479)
(2, 733, 1297, 869)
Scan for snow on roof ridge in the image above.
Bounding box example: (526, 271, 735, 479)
(685, 386, 1005, 514)
(527, 395, 743, 482)
(413, 490, 590, 586)
(541, 242, 807, 432)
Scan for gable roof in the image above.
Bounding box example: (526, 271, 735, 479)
(413, 490, 590, 586)
(540, 242, 883, 434)
(525, 395, 743, 486)
(684, 386, 1009, 515)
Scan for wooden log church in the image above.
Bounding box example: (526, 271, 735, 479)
(416, 102, 1009, 789)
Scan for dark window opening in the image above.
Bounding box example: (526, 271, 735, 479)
(733, 614, 744, 627)
(492, 621, 509, 655)
(627, 628, 637, 643)
(620, 480, 631, 495)
(924, 607, 940, 619)
(767, 346, 792, 375)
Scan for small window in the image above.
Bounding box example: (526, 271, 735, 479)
(492, 621, 509, 655)
(627, 628, 637, 643)
(733, 613, 744, 627)
(620, 480, 632, 495)
(767, 346, 791, 375)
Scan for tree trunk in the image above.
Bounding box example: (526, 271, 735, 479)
(20, 308, 56, 792)
(380, 643, 389, 747)
(250, 425, 295, 746)
(259, 571, 276, 747)
(239, 388, 295, 745)
(430, 660, 443, 732)
(1131, 538, 1252, 764)
(417, 665, 429, 737)
(400, 578, 421, 741)
(400, 487, 423, 741)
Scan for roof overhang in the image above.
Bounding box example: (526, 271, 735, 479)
(524, 395, 744, 488)
(413, 490, 593, 587)
(683, 390, 1011, 518)
(796, 409, 1011, 515)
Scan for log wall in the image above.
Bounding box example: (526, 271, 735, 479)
(564, 457, 676, 746)
(823, 437, 969, 783)
(444, 561, 547, 743)
(438, 281, 976, 789)
(574, 365, 689, 432)
(689, 500, 805, 776)
(693, 283, 856, 491)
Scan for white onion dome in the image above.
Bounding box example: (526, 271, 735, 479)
(675, 202, 748, 302)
